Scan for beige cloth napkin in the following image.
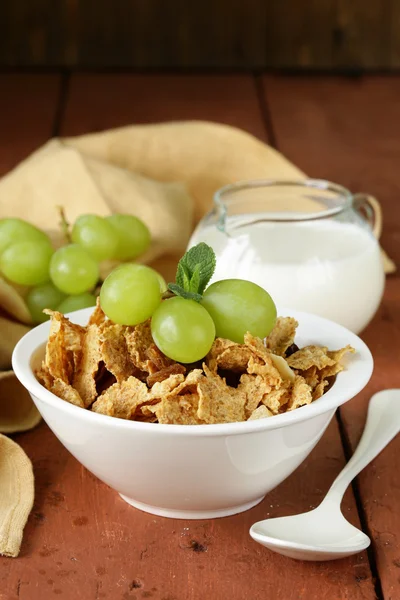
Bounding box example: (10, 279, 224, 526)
(0, 120, 395, 557)
(0, 427, 35, 557)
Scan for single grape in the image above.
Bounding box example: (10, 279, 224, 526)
(0, 218, 51, 256)
(0, 240, 53, 286)
(71, 214, 119, 261)
(26, 282, 67, 324)
(57, 292, 96, 314)
(106, 214, 151, 260)
(100, 263, 161, 325)
(50, 244, 99, 294)
(201, 279, 277, 343)
(151, 297, 215, 363)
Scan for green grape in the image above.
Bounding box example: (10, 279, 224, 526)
(100, 263, 161, 325)
(71, 214, 119, 261)
(148, 267, 167, 293)
(57, 292, 96, 314)
(0, 218, 51, 256)
(106, 214, 151, 260)
(50, 244, 99, 294)
(201, 279, 277, 343)
(26, 282, 67, 324)
(151, 297, 216, 363)
(0, 240, 53, 286)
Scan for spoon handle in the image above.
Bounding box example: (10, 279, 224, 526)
(326, 389, 400, 504)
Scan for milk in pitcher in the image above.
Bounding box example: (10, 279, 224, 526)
(189, 218, 384, 333)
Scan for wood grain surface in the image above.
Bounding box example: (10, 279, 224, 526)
(0, 74, 61, 175)
(264, 74, 400, 599)
(1, 72, 399, 599)
(3, 421, 375, 600)
(60, 74, 267, 140)
(0, 1, 397, 70)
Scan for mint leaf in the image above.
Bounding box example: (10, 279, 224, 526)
(188, 263, 201, 293)
(176, 263, 190, 289)
(168, 283, 202, 302)
(175, 243, 216, 295)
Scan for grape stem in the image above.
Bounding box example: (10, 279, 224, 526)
(162, 289, 175, 300)
(58, 206, 71, 244)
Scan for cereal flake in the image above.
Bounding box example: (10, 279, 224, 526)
(248, 405, 273, 420)
(266, 317, 298, 356)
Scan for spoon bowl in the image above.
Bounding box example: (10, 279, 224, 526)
(250, 503, 370, 561)
(250, 389, 400, 561)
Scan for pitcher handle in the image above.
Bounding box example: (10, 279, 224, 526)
(353, 193, 382, 240)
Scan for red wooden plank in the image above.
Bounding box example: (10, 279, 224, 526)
(0, 73, 376, 599)
(264, 73, 400, 599)
(61, 73, 268, 141)
(2, 421, 375, 600)
(0, 74, 61, 176)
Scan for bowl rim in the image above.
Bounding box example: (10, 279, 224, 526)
(12, 307, 373, 438)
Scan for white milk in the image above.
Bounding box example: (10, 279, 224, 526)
(190, 219, 384, 333)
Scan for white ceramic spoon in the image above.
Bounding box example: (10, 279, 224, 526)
(250, 389, 400, 561)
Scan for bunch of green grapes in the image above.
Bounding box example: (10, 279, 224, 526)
(0, 214, 153, 324)
(100, 243, 277, 364)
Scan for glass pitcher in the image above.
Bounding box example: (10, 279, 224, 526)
(188, 179, 385, 334)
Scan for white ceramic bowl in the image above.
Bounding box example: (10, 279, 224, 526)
(12, 308, 373, 520)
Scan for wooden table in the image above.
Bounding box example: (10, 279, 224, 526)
(1, 73, 399, 600)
